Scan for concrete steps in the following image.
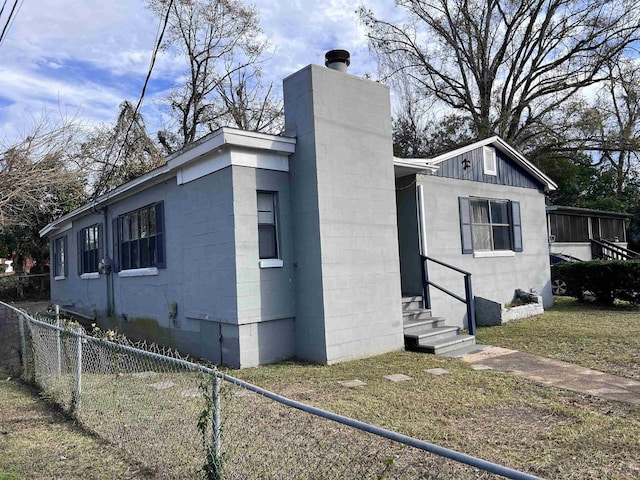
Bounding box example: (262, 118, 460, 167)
(402, 296, 476, 356)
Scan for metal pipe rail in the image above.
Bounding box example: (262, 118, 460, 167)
(421, 255, 477, 336)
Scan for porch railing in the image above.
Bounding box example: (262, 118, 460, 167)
(420, 255, 476, 336)
(590, 238, 640, 261)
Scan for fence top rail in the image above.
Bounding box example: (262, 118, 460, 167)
(2, 300, 539, 480)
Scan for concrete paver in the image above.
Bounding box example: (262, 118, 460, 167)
(461, 346, 640, 405)
(384, 374, 412, 382)
(338, 379, 367, 387)
(424, 368, 449, 375)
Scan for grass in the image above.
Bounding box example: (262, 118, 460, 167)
(0, 370, 153, 480)
(232, 350, 640, 479)
(4, 299, 640, 479)
(476, 297, 640, 380)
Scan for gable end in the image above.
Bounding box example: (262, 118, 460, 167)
(433, 146, 542, 190)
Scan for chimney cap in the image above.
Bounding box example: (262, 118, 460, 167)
(325, 49, 351, 70)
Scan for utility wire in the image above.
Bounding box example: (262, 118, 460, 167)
(0, 0, 23, 47)
(92, 0, 174, 201)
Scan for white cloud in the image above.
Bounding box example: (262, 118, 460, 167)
(0, 0, 402, 143)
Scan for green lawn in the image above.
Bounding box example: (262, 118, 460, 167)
(476, 297, 640, 380)
(3, 299, 640, 479)
(0, 371, 153, 480)
(232, 349, 640, 480)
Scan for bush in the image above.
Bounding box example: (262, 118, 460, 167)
(552, 260, 640, 305)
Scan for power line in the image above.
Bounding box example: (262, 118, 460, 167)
(0, 0, 23, 48)
(92, 0, 174, 201)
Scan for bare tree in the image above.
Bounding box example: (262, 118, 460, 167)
(0, 115, 87, 230)
(359, 0, 640, 151)
(150, 0, 282, 152)
(82, 101, 165, 196)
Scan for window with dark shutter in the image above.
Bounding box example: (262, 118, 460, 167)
(78, 224, 102, 274)
(117, 202, 166, 270)
(460, 197, 523, 253)
(53, 236, 66, 277)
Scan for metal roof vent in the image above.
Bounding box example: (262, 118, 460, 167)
(325, 49, 350, 73)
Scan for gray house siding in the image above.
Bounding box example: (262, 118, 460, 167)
(434, 147, 542, 190)
(232, 166, 296, 367)
(284, 65, 404, 365)
(50, 216, 109, 319)
(416, 175, 552, 329)
(107, 168, 237, 362)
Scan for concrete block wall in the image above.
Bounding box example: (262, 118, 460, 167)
(417, 174, 552, 329)
(232, 165, 297, 367)
(284, 64, 404, 364)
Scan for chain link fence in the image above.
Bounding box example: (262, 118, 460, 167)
(0, 301, 539, 480)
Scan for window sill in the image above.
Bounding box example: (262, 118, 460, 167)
(259, 259, 284, 269)
(473, 250, 516, 258)
(54, 275, 65, 281)
(118, 267, 159, 278)
(80, 272, 100, 280)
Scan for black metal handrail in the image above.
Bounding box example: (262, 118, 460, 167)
(590, 238, 640, 261)
(420, 255, 476, 336)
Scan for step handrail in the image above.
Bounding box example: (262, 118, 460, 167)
(590, 238, 640, 261)
(421, 255, 476, 336)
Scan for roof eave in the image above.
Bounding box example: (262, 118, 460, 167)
(40, 128, 296, 238)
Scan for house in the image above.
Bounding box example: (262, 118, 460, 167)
(547, 206, 637, 261)
(40, 51, 557, 368)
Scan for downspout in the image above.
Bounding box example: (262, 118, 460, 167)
(103, 207, 114, 316)
(416, 185, 428, 256)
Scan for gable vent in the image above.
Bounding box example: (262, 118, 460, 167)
(483, 146, 497, 176)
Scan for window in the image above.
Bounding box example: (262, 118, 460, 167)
(459, 197, 522, 254)
(52, 236, 67, 278)
(78, 224, 101, 274)
(116, 202, 165, 271)
(483, 146, 497, 176)
(597, 217, 626, 242)
(548, 214, 589, 242)
(257, 192, 278, 259)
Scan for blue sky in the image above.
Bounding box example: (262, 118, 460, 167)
(0, 0, 404, 145)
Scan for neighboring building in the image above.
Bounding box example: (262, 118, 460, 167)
(547, 206, 635, 261)
(41, 52, 557, 368)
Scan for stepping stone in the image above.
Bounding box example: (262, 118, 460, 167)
(384, 374, 412, 382)
(181, 388, 201, 398)
(424, 368, 449, 375)
(338, 379, 366, 387)
(132, 371, 157, 379)
(470, 365, 493, 371)
(150, 380, 175, 390)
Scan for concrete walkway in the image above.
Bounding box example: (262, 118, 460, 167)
(460, 346, 640, 405)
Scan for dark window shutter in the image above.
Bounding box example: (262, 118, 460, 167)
(511, 201, 523, 252)
(112, 218, 120, 272)
(459, 197, 473, 254)
(63, 235, 69, 277)
(155, 201, 166, 268)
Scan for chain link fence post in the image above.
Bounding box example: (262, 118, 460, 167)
(73, 326, 83, 412)
(55, 305, 62, 375)
(212, 372, 221, 459)
(17, 312, 27, 376)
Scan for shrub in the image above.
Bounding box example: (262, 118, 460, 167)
(552, 260, 640, 305)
